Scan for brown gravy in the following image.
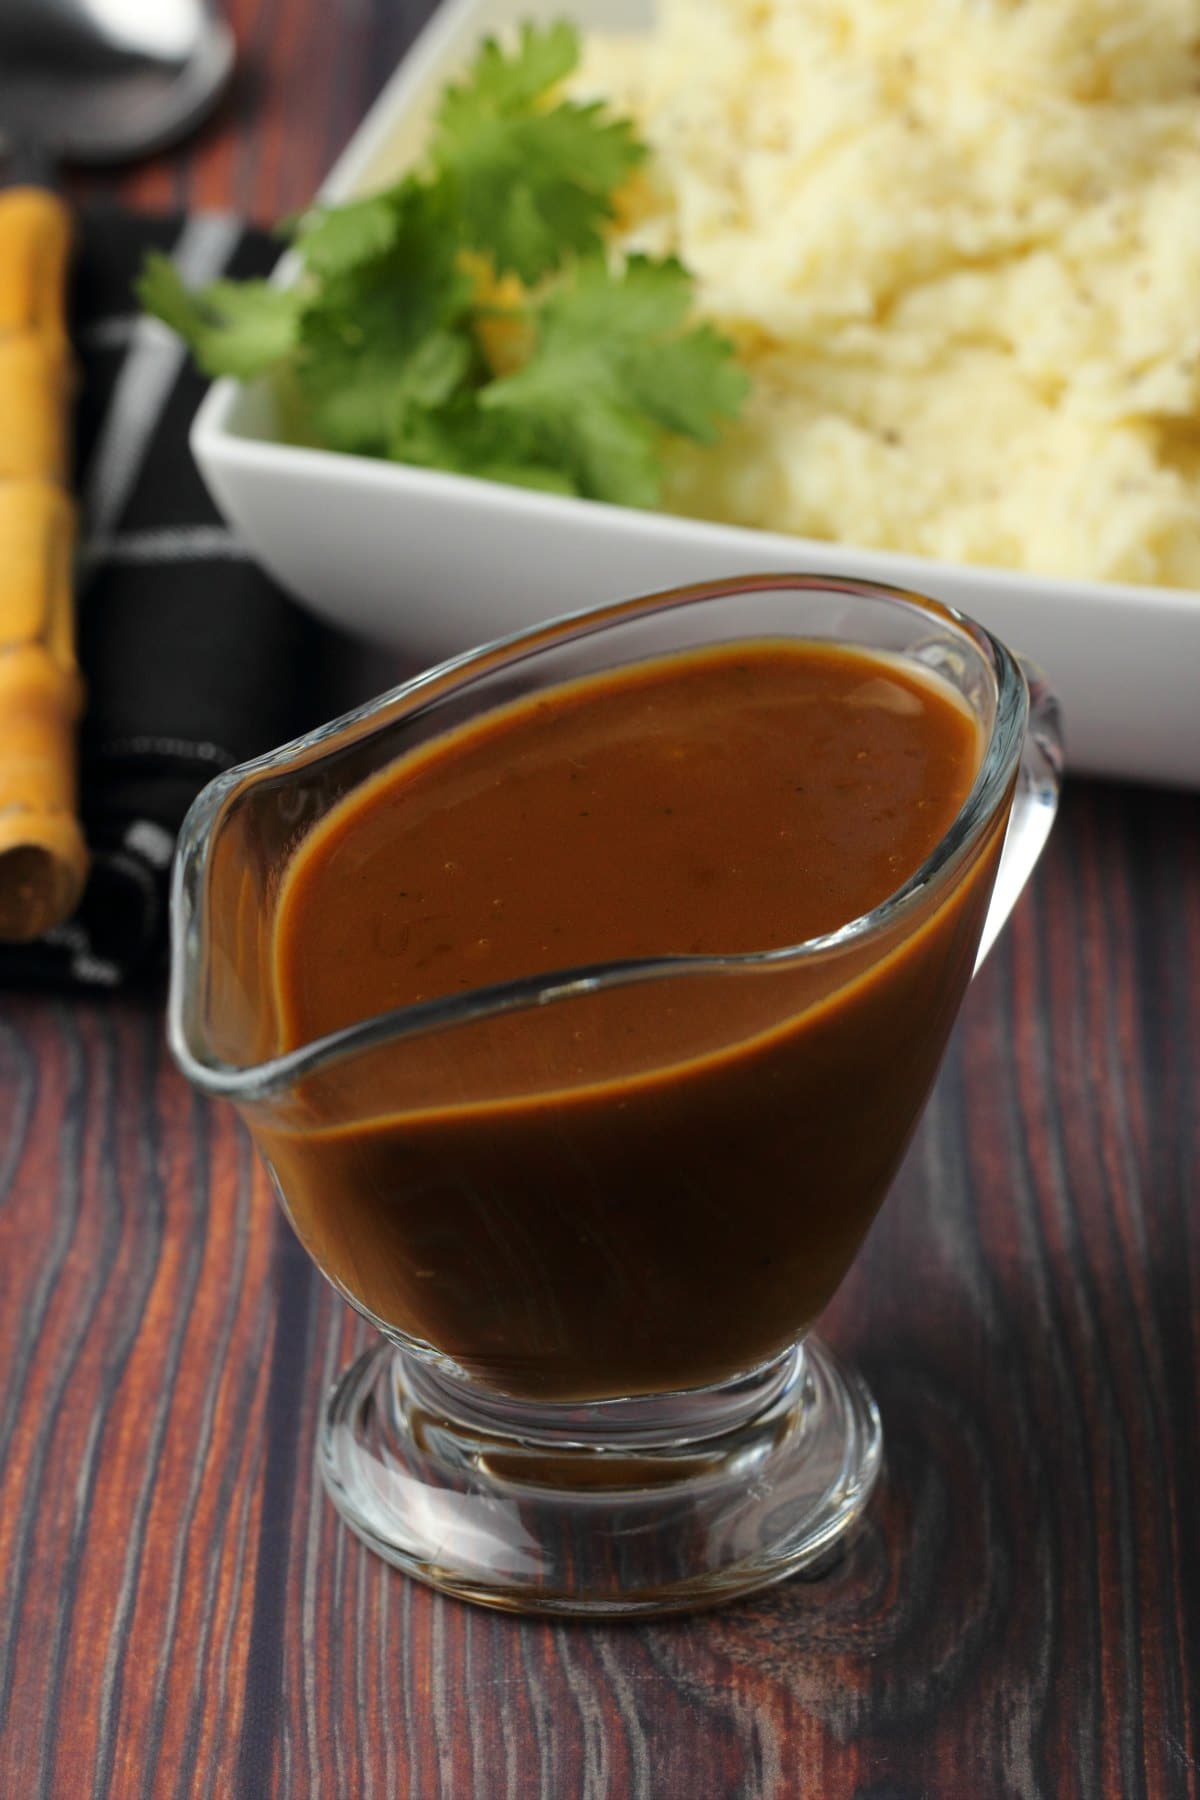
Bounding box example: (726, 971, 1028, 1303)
(262, 641, 1001, 1400)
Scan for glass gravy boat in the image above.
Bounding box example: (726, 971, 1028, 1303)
(169, 575, 1061, 1615)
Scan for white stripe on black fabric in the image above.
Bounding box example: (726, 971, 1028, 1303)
(96, 735, 237, 769)
(123, 820, 176, 871)
(41, 918, 121, 987)
(78, 316, 142, 351)
(78, 213, 241, 552)
(80, 525, 246, 569)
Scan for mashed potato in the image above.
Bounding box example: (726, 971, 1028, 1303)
(572, 0, 1200, 588)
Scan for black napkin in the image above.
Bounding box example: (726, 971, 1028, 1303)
(0, 210, 342, 990)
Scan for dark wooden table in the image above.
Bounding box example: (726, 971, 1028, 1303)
(4, 5, 1200, 1794)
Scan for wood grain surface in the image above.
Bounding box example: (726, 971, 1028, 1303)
(1, 2, 1198, 1794)
(2, 795, 1198, 1799)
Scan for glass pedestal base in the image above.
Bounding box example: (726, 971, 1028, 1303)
(319, 1335, 882, 1617)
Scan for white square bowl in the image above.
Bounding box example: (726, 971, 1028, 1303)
(192, 0, 1200, 788)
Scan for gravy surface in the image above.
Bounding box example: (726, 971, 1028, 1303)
(276, 642, 978, 1047)
(262, 640, 998, 1401)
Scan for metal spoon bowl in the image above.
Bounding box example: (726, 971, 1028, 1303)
(0, 0, 235, 165)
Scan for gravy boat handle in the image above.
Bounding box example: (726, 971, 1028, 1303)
(974, 658, 1063, 971)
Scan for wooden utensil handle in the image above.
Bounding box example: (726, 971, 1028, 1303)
(0, 186, 88, 943)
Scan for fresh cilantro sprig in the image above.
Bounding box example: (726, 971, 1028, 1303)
(432, 19, 645, 282)
(138, 266, 305, 379)
(484, 258, 750, 506)
(138, 21, 747, 508)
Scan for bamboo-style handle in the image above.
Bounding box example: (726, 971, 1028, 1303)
(0, 186, 87, 942)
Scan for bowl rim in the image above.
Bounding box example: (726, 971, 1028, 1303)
(192, 380, 1200, 626)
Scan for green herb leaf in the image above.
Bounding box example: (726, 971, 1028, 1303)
(624, 323, 753, 441)
(441, 20, 580, 117)
(136, 253, 304, 379)
(480, 257, 748, 506)
(292, 182, 475, 454)
(390, 392, 577, 494)
(432, 22, 644, 281)
(291, 185, 409, 277)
